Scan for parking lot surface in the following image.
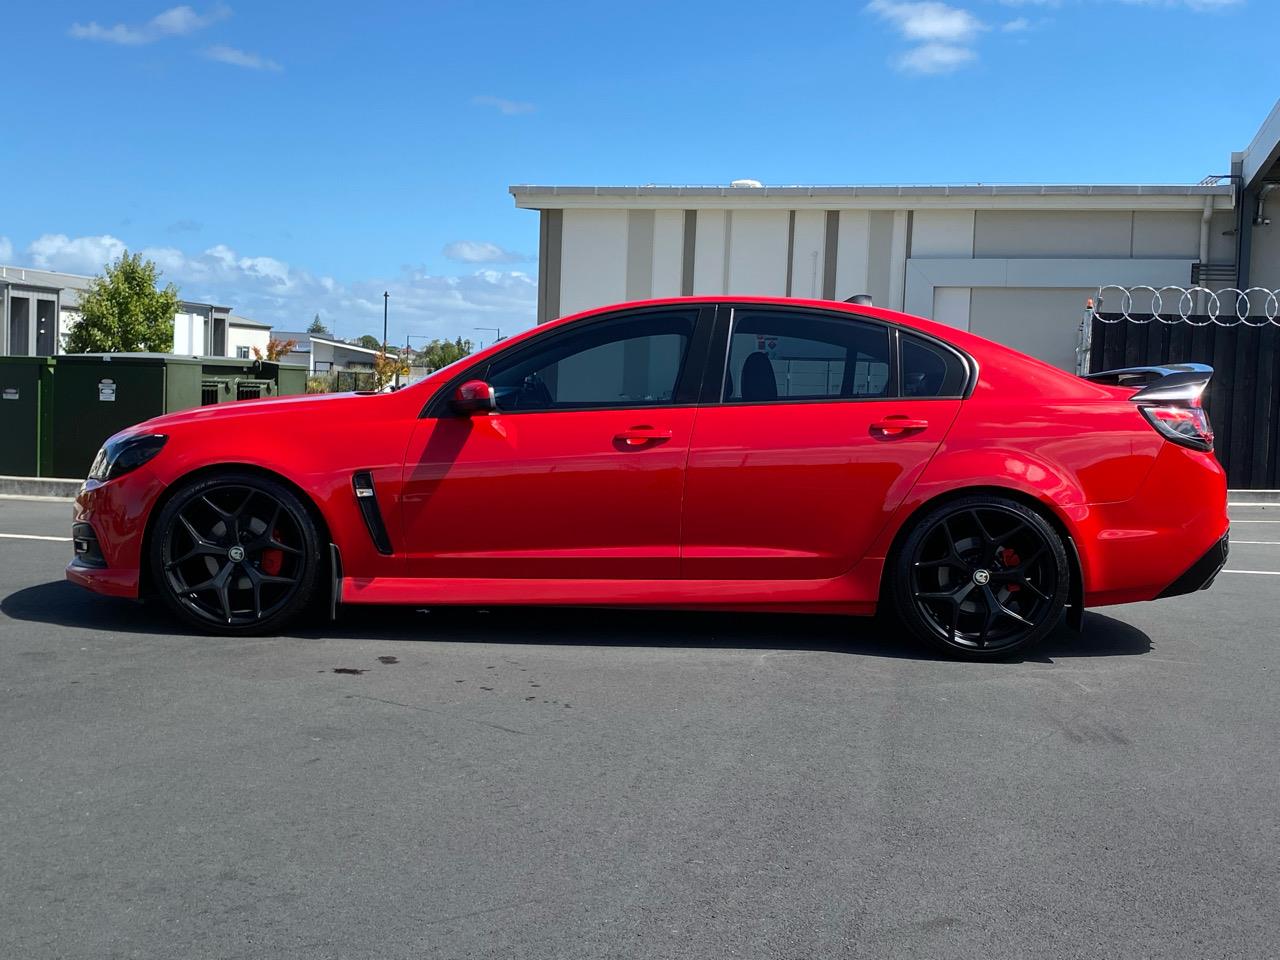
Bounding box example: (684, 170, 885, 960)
(2, 496, 1278, 959)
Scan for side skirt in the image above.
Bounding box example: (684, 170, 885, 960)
(339, 574, 875, 615)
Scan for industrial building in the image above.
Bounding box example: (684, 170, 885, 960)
(512, 100, 1280, 372)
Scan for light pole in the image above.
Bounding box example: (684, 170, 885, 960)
(474, 326, 501, 350)
(382, 292, 390, 354)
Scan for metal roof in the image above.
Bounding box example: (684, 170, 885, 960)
(228, 314, 271, 329)
(0, 264, 94, 291)
(511, 183, 1234, 200)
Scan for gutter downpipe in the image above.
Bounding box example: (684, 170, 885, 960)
(1199, 195, 1213, 313)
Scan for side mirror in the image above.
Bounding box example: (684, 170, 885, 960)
(452, 379, 497, 415)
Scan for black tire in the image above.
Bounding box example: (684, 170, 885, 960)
(149, 471, 323, 634)
(887, 495, 1069, 658)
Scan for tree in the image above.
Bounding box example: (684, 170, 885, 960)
(355, 334, 383, 351)
(415, 336, 473, 371)
(307, 314, 329, 335)
(372, 350, 409, 390)
(252, 337, 298, 361)
(63, 251, 179, 353)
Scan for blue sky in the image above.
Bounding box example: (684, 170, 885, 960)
(1, 0, 1274, 344)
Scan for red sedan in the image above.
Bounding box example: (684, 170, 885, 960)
(66, 297, 1229, 657)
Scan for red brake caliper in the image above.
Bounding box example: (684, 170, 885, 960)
(261, 529, 284, 575)
(999, 547, 1021, 593)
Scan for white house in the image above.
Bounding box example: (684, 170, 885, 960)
(271, 332, 381, 373)
(0, 264, 273, 359)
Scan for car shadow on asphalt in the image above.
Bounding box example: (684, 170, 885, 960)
(2, 579, 1152, 663)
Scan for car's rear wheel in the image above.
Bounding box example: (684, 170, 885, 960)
(888, 495, 1069, 658)
(150, 472, 322, 634)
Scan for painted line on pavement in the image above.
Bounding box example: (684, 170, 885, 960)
(1221, 569, 1280, 576)
(0, 533, 72, 542)
(1232, 540, 1280, 545)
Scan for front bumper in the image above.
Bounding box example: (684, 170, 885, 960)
(1157, 531, 1229, 599)
(64, 466, 167, 600)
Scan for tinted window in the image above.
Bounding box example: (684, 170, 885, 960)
(901, 334, 968, 397)
(487, 310, 695, 412)
(722, 310, 891, 403)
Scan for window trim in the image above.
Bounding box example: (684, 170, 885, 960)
(421, 305, 716, 419)
(703, 303, 976, 407)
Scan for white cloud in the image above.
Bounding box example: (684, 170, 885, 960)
(1002, 16, 1032, 30)
(897, 42, 977, 73)
(70, 4, 230, 45)
(471, 95, 536, 116)
(865, 1, 984, 42)
(0, 236, 13, 263)
(442, 240, 531, 263)
(21, 234, 536, 341)
(865, 2, 984, 74)
(27, 234, 128, 274)
(204, 44, 283, 71)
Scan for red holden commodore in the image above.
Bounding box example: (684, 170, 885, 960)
(66, 296, 1229, 658)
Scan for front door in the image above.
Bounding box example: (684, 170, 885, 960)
(400, 307, 710, 580)
(681, 306, 965, 581)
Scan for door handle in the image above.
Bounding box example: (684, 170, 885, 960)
(614, 426, 673, 447)
(871, 416, 929, 436)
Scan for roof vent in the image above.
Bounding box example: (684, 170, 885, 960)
(730, 178, 764, 188)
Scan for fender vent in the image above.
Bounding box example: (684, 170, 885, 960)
(352, 471, 393, 555)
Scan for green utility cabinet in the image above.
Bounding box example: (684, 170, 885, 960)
(6, 353, 311, 479)
(48, 354, 206, 479)
(0, 356, 57, 477)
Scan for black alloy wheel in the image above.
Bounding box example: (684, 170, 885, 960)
(889, 495, 1069, 657)
(150, 472, 322, 633)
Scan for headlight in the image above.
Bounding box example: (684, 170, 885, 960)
(88, 434, 168, 481)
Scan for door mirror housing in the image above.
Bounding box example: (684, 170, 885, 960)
(452, 379, 497, 415)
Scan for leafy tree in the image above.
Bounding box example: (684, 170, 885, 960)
(63, 251, 179, 353)
(372, 350, 409, 390)
(415, 336, 473, 371)
(307, 314, 329, 335)
(252, 337, 298, 361)
(355, 334, 383, 351)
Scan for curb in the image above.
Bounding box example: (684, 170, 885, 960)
(1230, 490, 1280, 504)
(0, 476, 82, 500)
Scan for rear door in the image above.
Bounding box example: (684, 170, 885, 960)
(400, 306, 712, 580)
(681, 306, 967, 580)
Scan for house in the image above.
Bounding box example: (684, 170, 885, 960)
(0, 264, 273, 359)
(270, 332, 381, 373)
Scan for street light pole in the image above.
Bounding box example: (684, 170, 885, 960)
(474, 326, 501, 350)
(382, 292, 389, 354)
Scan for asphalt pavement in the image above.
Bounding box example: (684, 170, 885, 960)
(1, 496, 1277, 959)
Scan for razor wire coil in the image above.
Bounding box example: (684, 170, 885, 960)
(1094, 285, 1280, 326)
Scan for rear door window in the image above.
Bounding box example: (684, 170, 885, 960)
(721, 310, 891, 403)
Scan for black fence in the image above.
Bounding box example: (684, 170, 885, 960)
(1090, 314, 1280, 488)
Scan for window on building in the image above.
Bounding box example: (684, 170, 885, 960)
(900, 334, 969, 398)
(722, 310, 891, 403)
(236, 346, 251, 359)
(486, 310, 696, 412)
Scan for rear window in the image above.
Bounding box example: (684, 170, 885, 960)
(901, 334, 968, 398)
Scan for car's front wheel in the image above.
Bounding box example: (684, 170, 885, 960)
(150, 472, 323, 634)
(888, 495, 1069, 658)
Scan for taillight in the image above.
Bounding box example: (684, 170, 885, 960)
(1139, 398, 1214, 452)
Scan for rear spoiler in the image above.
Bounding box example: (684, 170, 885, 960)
(1082, 363, 1212, 403)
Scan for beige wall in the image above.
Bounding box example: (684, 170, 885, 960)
(969, 287, 1094, 371)
(539, 197, 1244, 370)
